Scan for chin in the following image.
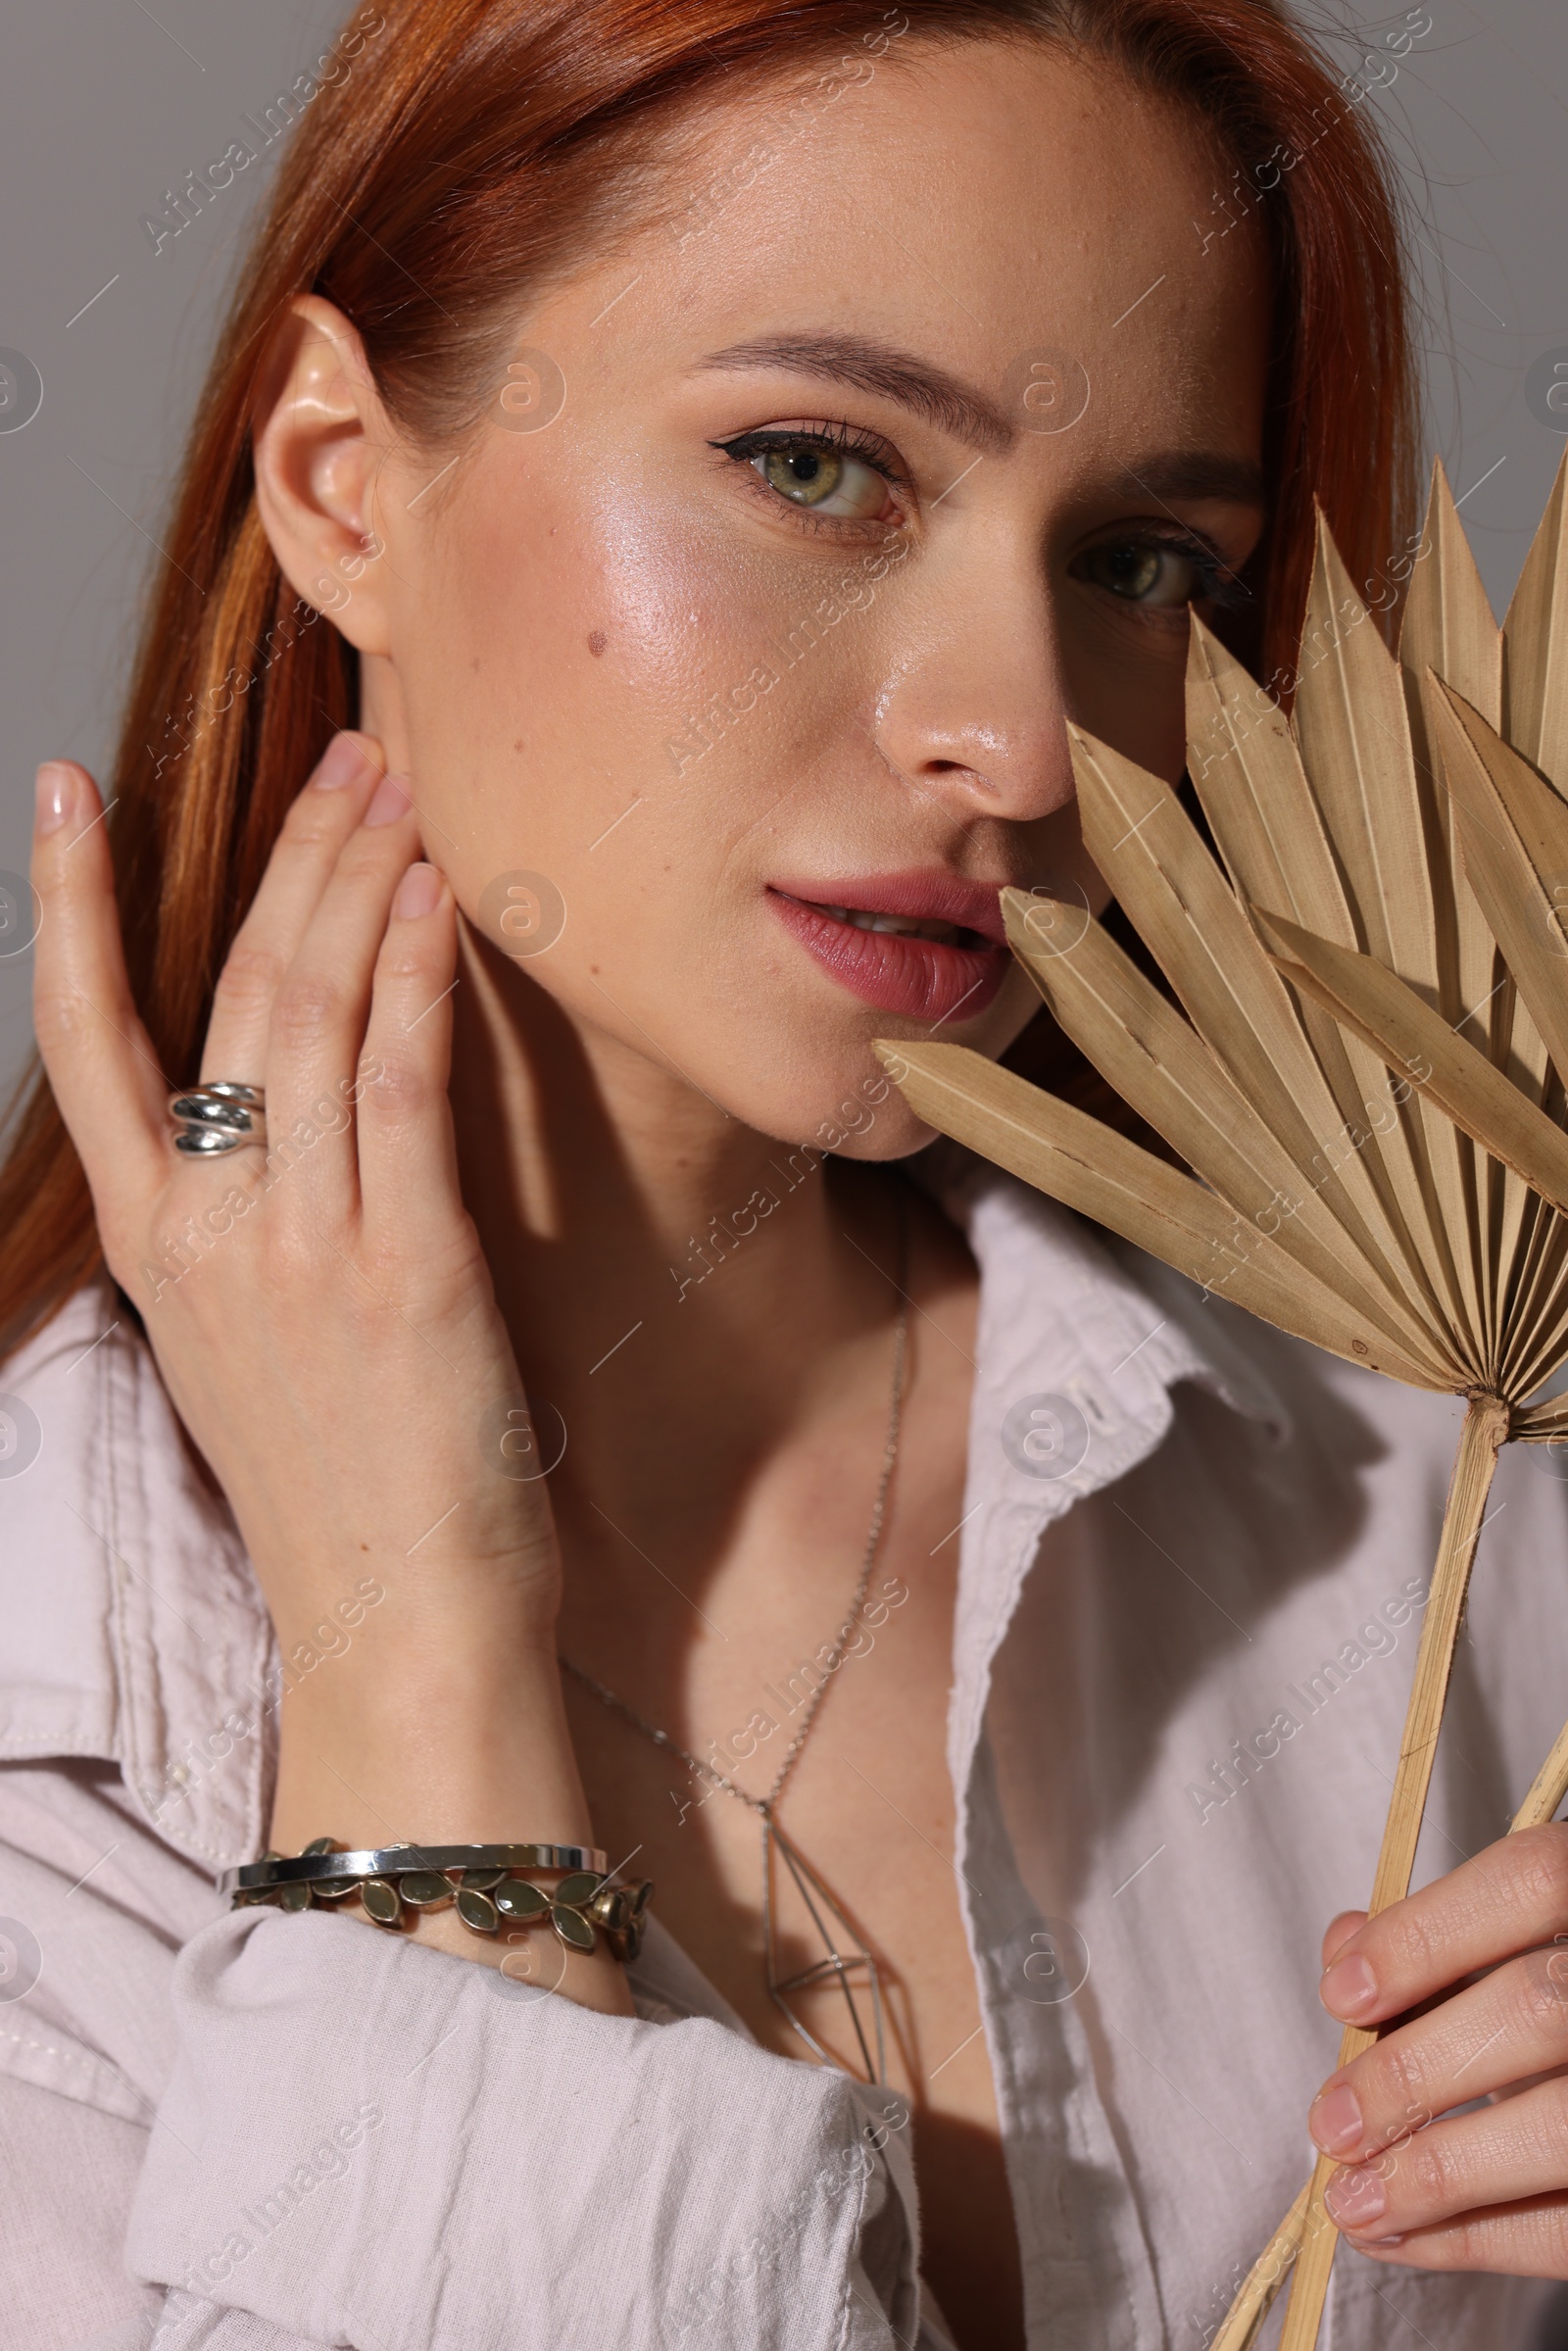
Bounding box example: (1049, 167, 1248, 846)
(829, 1115, 945, 1164)
(693, 993, 1025, 1165)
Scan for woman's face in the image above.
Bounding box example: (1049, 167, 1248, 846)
(264, 34, 1269, 1157)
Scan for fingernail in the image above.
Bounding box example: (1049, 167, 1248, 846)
(1309, 2082, 1364, 2156)
(1321, 1951, 1379, 2018)
(364, 773, 413, 828)
(393, 861, 441, 920)
(313, 732, 376, 791)
(1324, 2165, 1387, 2229)
(34, 761, 74, 836)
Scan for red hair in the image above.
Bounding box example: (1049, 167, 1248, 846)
(0, 0, 1419, 1354)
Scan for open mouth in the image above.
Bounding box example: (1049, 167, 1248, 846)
(793, 899, 996, 953)
(767, 882, 1010, 1025)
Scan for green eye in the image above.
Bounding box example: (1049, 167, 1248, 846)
(1078, 540, 1203, 607)
(741, 439, 893, 520)
(1096, 545, 1161, 599)
(760, 447, 847, 507)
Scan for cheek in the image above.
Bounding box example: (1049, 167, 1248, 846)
(1066, 627, 1191, 784)
(406, 455, 899, 923)
(567, 470, 898, 786)
(379, 440, 1050, 1142)
(409, 458, 794, 789)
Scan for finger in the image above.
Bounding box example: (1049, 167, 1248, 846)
(355, 863, 465, 1248)
(1336, 2187, 1568, 2278)
(1325, 2076, 1568, 2248)
(1309, 1943, 1568, 2166)
(30, 760, 170, 1211)
(1322, 1910, 1367, 1972)
(1319, 1823, 1568, 2029)
(261, 774, 419, 1227)
(201, 730, 384, 1085)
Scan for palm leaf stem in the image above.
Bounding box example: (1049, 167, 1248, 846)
(1216, 1617, 1568, 2349)
(1216, 1396, 1511, 2347)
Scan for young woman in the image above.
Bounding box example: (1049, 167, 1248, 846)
(5, 2, 1568, 2345)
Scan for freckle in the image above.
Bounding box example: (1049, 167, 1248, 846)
(587, 629, 607, 657)
(513, 738, 524, 753)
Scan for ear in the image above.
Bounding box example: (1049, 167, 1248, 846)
(251, 294, 398, 658)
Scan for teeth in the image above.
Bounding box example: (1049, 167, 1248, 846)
(808, 900, 969, 946)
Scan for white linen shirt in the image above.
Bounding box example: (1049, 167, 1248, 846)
(5, 1151, 1568, 2350)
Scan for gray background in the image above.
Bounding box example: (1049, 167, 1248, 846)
(1, 0, 1565, 1108)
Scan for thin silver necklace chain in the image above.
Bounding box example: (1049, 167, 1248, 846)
(559, 1211, 910, 1826)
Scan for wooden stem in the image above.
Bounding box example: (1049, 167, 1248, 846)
(1212, 1395, 1511, 2351)
(1513, 1712, 1568, 1833)
(1213, 1669, 1568, 2351)
(1208, 2186, 1312, 2351)
(1277, 1393, 1508, 2350)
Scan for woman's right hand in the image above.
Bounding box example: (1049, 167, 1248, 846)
(29, 732, 628, 2007)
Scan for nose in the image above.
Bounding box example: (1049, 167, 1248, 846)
(870, 538, 1076, 827)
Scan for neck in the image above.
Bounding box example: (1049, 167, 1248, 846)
(447, 923, 909, 1548)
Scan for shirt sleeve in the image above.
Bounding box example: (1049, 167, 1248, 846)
(122, 1905, 921, 2350)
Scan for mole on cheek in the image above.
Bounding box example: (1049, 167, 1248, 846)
(587, 629, 607, 657)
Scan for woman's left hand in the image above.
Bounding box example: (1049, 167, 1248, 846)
(1310, 1821, 1568, 2274)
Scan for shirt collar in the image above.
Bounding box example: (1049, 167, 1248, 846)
(914, 1141, 1289, 1795)
(0, 1157, 1285, 1877)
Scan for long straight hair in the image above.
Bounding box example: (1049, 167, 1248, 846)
(0, 0, 1420, 1355)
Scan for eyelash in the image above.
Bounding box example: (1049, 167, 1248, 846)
(708, 418, 909, 534)
(1188, 533, 1250, 609)
(1102, 526, 1252, 614)
(709, 420, 1250, 611)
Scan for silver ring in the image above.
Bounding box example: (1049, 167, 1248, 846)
(169, 1081, 267, 1155)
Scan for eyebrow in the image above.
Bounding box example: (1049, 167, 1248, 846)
(692, 330, 1268, 512)
(1118, 454, 1266, 512)
(693, 330, 1016, 457)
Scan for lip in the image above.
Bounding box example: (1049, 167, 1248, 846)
(767, 871, 1014, 1024)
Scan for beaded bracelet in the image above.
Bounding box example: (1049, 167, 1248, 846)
(220, 1838, 654, 1963)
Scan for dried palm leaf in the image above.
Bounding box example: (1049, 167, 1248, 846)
(875, 452, 1568, 2349)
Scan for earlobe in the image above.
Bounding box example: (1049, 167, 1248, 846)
(251, 294, 395, 658)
